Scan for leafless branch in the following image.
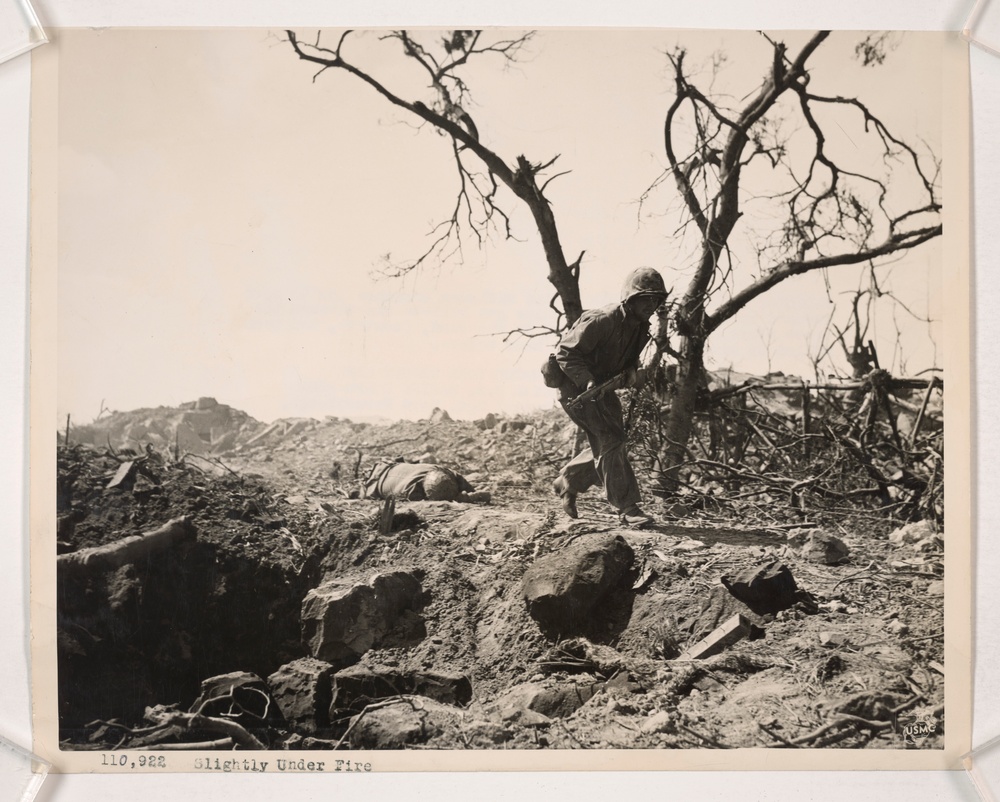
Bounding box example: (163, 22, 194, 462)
(706, 224, 941, 332)
(286, 28, 585, 324)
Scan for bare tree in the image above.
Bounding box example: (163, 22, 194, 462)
(286, 29, 584, 336)
(285, 30, 941, 497)
(647, 31, 941, 493)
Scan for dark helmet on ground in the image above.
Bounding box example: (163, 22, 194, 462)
(621, 267, 668, 303)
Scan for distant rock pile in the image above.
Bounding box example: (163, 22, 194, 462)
(67, 397, 262, 455)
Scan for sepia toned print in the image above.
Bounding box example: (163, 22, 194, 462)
(30, 27, 971, 772)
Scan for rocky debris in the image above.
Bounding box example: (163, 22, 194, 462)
(521, 534, 634, 635)
(672, 584, 767, 649)
(301, 570, 426, 665)
(889, 520, 937, 546)
(243, 418, 317, 451)
(499, 419, 530, 434)
(887, 619, 910, 636)
(267, 658, 336, 734)
(429, 408, 453, 423)
(190, 671, 285, 730)
(787, 529, 850, 565)
(474, 413, 499, 430)
(537, 638, 628, 678)
(913, 534, 944, 553)
(56, 398, 947, 752)
(176, 421, 209, 454)
(675, 613, 753, 661)
(106, 459, 137, 489)
(831, 691, 908, 721)
(490, 677, 604, 722)
(346, 697, 465, 748)
(640, 710, 673, 735)
(330, 666, 473, 716)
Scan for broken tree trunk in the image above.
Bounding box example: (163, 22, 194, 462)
(57, 516, 196, 577)
(909, 377, 939, 449)
(707, 376, 939, 404)
(801, 380, 811, 460)
(379, 497, 396, 535)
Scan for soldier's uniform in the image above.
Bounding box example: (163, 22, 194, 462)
(552, 268, 668, 527)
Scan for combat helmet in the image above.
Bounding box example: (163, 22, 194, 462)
(620, 267, 668, 303)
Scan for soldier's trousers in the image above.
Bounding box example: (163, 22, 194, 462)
(558, 390, 641, 512)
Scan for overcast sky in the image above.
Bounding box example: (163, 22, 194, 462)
(55, 28, 943, 424)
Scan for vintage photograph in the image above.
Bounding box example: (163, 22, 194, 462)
(32, 27, 970, 770)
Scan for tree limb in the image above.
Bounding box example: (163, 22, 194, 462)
(705, 224, 941, 332)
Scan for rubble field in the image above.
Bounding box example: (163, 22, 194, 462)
(55, 399, 945, 751)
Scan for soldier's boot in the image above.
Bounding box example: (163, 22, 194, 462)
(553, 476, 579, 519)
(619, 505, 653, 529)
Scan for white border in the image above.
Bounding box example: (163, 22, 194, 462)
(4, 1, 998, 800)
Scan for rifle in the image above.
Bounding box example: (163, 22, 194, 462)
(566, 371, 630, 409)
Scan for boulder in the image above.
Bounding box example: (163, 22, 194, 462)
(429, 408, 453, 423)
(346, 697, 463, 749)
(267, 657, 336, 734)
(301, 571, 425, 665)
(189, 671, 284, 729)
(788, 529, 849, 565)
(721, 562, 803, 616)
(196, 396, 219, 410)
(492, 679, 603, 721)
(521, 534, 634, 634)
(330, 666, 472, 717)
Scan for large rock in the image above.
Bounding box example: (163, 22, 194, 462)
(720, 562, 803, 616)
(330, 666, 472, 717)
(492, 679, 603, 721)
(189, 671, 285, 729)
(521, 533, 634, 633)
(267, 657, 336, 734)
(301, 571, 425, 665)
(787, 529, 849, 565)
(346, 697, 464, 749)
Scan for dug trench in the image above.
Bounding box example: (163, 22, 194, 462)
(55, 407, 946, 751)
(56, 448, 333, 740)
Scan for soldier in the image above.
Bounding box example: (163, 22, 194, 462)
(550, 267, 668, 528)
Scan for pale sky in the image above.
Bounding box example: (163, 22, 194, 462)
(55, 28, 944, 424)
